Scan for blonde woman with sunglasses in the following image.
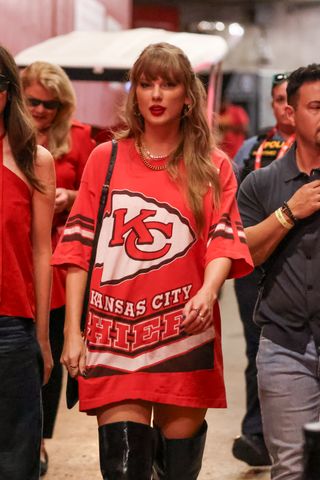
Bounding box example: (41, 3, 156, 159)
(21, 61, 96, 476)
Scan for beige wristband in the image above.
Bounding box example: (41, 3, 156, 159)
(275, 208, 294, 230)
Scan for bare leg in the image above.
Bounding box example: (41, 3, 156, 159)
(153, 404, 206, 438)
(96, 399, 152, 427)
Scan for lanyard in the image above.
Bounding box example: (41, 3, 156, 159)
(254, 130, 295, 170)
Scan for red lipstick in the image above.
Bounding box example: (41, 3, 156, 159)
(150, 106, 166, 116)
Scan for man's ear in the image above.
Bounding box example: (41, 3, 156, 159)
(285, 104, 296, 127)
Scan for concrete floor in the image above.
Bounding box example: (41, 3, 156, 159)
(44, 280, 271, 479)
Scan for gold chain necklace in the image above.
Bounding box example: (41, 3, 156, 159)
(136, 141, 168, 171)
(140, 142, 169, 160)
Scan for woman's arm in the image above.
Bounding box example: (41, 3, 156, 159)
(32, 146, 56, 384)
(181, 257, 232, 334)
(61, 266, 88, 377)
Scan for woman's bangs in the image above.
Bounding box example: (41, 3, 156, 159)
(137, 53, 185, 84)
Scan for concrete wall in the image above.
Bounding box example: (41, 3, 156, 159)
(133, 0, 320, 72)
(100, 0, 132, 28)
(224, 3, 320, 71)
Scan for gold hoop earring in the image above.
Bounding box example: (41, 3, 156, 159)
(182, 104, 191, 117)
(133, 103, 142, 118)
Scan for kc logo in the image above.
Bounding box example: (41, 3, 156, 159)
(110, 208, 173, 260)
(95, 190, 196, 285)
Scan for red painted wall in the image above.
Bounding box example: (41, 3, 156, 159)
(0, 0, 133, 127)
(0, 0, 74, 55)
(132, 4, 179, 31)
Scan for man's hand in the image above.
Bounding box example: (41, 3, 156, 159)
(287, 180, 320, 219)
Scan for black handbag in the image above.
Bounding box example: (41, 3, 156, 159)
(66, 140, 118, 409)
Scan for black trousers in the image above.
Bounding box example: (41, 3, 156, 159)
(0, 316, 43, 480)
(42, 306, 65, 439)
(234, 270, 263, 436)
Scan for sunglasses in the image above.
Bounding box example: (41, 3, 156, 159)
(26, 97, 61, 110)
(272, 73, 290, 87)
(0, 74, 10, 93)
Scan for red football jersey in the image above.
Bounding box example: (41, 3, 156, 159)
(53, 139, 252, 412)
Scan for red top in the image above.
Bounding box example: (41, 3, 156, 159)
(219, 104, 249, 159)
(53, 139, 253, 411)
(0, 138, 35, 318)
(51, 120, 95, 309)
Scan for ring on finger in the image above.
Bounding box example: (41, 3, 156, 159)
(69, 365, 77, 369)
(198, 314, 205, 321)
(191, 307, 200, 313)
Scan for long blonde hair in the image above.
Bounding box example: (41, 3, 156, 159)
(21, 61, 76, 158)
(116, 42, 221, 233)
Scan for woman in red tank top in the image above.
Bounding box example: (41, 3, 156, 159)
(0, 45, 55, 480)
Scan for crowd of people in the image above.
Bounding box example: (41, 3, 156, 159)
(0, 35, 320, 480)
(231, 71, 295, 468)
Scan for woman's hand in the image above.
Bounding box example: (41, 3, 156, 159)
(181, 257, 232, 335)
(55, 188, 77, 213)
(62, 267, 88, 377)
(61, 331, 86, 378)
(181, 286, 217, 335)
(38, 338, 53, 385)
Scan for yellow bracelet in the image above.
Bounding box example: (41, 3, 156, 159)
(275, 208, 294, 230)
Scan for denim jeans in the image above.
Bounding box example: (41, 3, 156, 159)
(0, 316, 43, 480)
(257, 336, 320, 480)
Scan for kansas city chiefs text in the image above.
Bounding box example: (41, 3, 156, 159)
(89, 284, 192, 318)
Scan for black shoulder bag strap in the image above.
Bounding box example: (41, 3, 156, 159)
(66, 139, 118, 409)
(80, 139, 118, 332)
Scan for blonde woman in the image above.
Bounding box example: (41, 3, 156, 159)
(53, 43, 253, 479)
(21, 61, 95, 475)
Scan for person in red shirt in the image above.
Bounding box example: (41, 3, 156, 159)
(218, 96, 249, 159)
(53, 42, 253, 479)
(0, 45, 55, 480)
(21, 61, 95, 476)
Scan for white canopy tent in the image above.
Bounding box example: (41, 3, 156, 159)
(15, 28, 229, 126)
(15, 28, 228, 76)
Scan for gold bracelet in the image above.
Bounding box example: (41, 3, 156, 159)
(275, 208, 294, 230)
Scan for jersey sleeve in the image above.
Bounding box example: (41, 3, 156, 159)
(205, 155, 253, 279)
(52, 142, 112, 271)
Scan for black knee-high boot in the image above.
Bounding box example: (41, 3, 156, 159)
(153, 421, 208, 480)
(303, 423, 320, 480)
(98, 421, 155, 479)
